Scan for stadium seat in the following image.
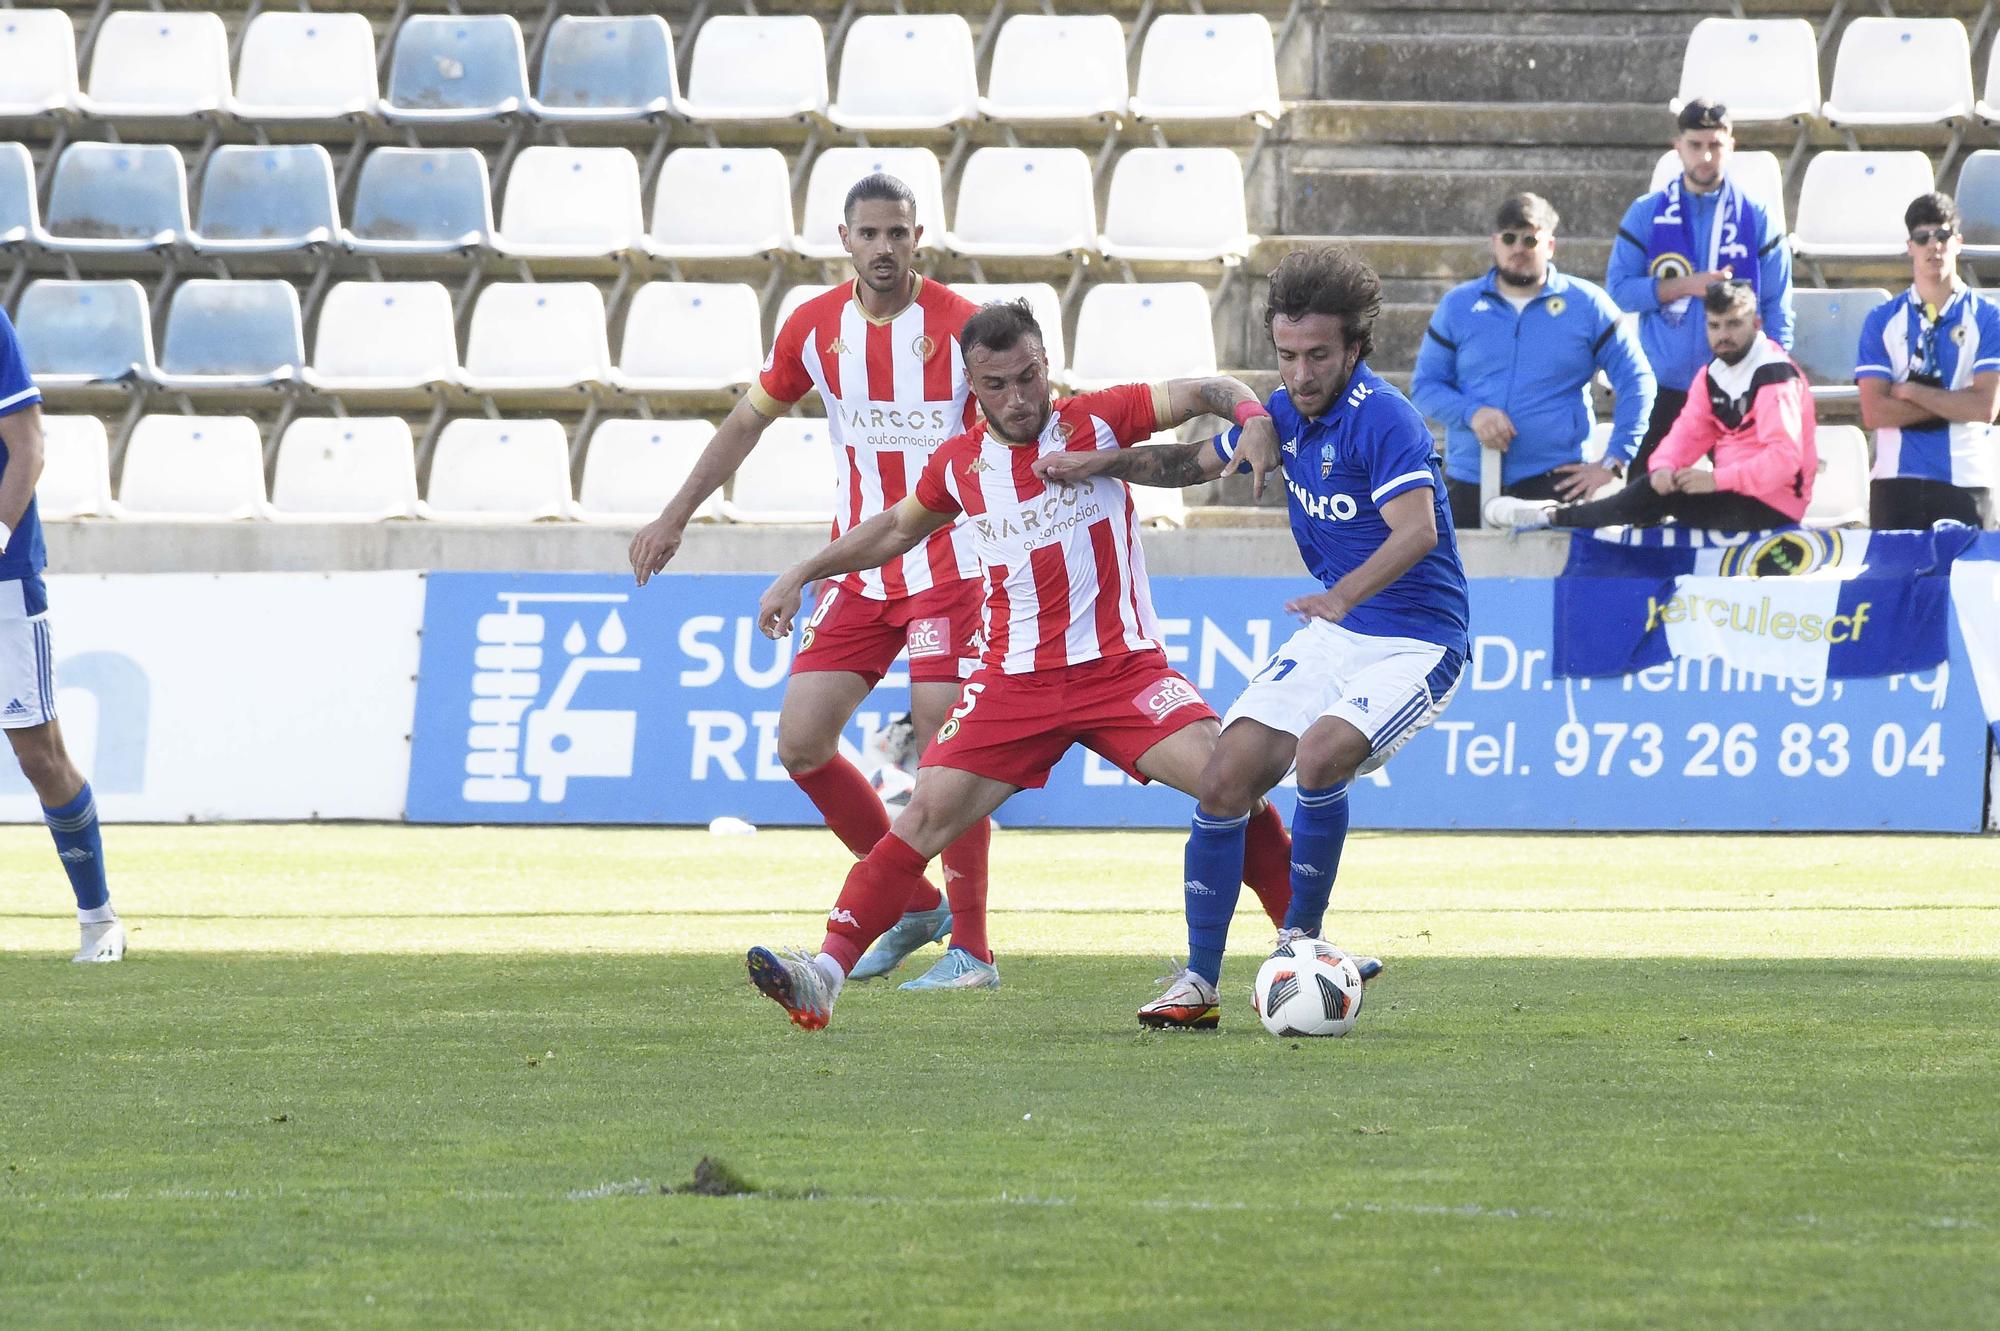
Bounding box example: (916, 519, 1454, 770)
(14, 279, 156, 388)
(679, 16, 827, 125)
(1823, 18, 1974, 128)
(955, 282, 1069, 384)
(770, 284, 820, 334)
(41, 142, 189, 255)
(1791, 152, 1934, 259)
(796, 148, 947, 260)
(1977, 42, 2000, 125)
(827, 15, 977, 131)
(1128, 433, 1190, 528)
(530, 15, 676, 123)
(1954, 150, 2000, 259)
(229, 13, 378, 124)
(1647, 149, 1788, 234)
(74, 11, 230, 120)
(576, 419, 719, 523)
(951, 149, 1098, 260)
(35, 415, 113, 519)
(382, 15, 529, 126)
(0, 143, 38, 250)
(0, 10, 78, 119)
(494, 147, 645, 260)
(978, 15, 1127, 125)
(644, 149, 794, 259)
(271, 417, 420, 521)
(1128, 16, 1281, 124)
(190, 145, 340, 255)
(304, 281, 462, 399)
(1069, 283, 1215, 390)
(721, 417, 835, 523)
(345, 148, 495, 258)
(116, 415, 268, 520)
(424, 418, 572, 521)
(1671, 19, 1820, 123)
(461, 283, 611, 395)
(1099, 149, 1255, 264)
(1805, 424, 1869, 528)
(1789, 288, 1889, 401)
(613, 283, 763, 393)
(154, 280, 304, 392)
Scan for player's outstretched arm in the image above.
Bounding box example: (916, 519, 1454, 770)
(1163, 376, 1280, 497)
(1032, 437, 1227, 489)
(758, 497, 957, 639)
(629, 396, 778, 587)
(1285, 487, 1439, 624)
(0, 404, 45, 549)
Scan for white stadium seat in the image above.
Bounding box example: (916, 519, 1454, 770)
(828, 15, 977, 131)
(1823, 18, 1974, 128)
(1977, 42, 2000, 125)
(305, 281, 462, 397)
(1789, 288, 1889, 402)
(230, 13, 378, 123)
(644, 148, 794, 259)
(75, 11, 230, 119)
(679, 16, 827, 124)
(979, 15, 1127, 125)
(425, 418, 572, 522)
(1791, 152, 1935, 259)
(0, 10, 79, 118)
(117, 415, 268, 520)
(1805, 424, 1869, 528)
(271, 417, 420, 521)
(495, 147, 645, 259)
(952, 149, 1098, 259)
(722, 418, 836, 524)
(1129, 15, 1281, 124)
(577, 419, 720, 523)
(35, 416, 113, 519)
(1100, 148, 1255, 263)
(1069, 283, 1216, 390)
(1, 143, 41, 249)
(461, 283, 611, 394)
(795, 148, 948, 259)
(1672, 19, 1820, 123)
(1648, 149, 1788, 234)
(613, 283, 763, 393)
(954, 281, 1069, 384)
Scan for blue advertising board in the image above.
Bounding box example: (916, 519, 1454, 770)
(406, 573, 1990, 831)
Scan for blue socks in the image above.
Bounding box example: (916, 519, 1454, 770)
(1284, 784, 1350, 935)
(43, 782, 110, 916)
(1183, 809, 1249, 985)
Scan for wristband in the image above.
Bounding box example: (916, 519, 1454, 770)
(0, 520, 10, 554)
(1231, 400, 1270, 429)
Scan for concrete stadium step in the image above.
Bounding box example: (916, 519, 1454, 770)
(1285, 162, 1652, 240)
(1314, 11, 1693, 106)
(1286, 100, 1671, 150)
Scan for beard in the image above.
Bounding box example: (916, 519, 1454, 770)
(986, 402, 1052, 445)
(1715, 340, 1754, 366)
(1496, 264, 1542, 289)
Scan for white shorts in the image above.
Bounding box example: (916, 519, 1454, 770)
(1224, 618, 1464, 776)
(0, 577, 56, 730)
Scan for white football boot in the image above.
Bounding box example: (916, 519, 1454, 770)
(73, 916, 126, 963)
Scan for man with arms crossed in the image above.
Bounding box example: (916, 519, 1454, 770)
(630, 174, 993, 989)
(1039, 247, 1469, 1028)
(742, 300, 1301, 1029)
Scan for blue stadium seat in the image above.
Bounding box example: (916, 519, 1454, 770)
(345, 148, 495, 257)
(191, 145, 340, 255)
(0, 143, 38, 250)
(382, 15, 529, 125)
(1790, 288, 1891, 402)
(530, 15, 676, 123)
(155, 280, 304, 391)
(1955, 150, 2000, 260)
(13, 279, 157, 387)
(41, 142, 189, 254)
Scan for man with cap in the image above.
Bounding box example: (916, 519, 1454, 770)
(1607, 98, 1794, 473)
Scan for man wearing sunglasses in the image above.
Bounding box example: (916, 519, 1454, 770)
(1856, 192, 2000, 529)
(1608, 99, 1794, 473)
(1412, 192, 1654, 528)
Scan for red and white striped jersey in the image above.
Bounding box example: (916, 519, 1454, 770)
(748, 276, 981, 601)
(913, 383, 1175, 675)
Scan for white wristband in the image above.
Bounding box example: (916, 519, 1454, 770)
(0, 520, 10, 554)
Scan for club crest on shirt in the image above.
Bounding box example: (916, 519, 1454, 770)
(1545, 295, 1566, 317)
(827, 337, 851, 357)
(1320, 441, 1337, 480)
(1952, 322, 1970, 346)
(1056, 420, 1076, 442)
(913, 333, 937, 361)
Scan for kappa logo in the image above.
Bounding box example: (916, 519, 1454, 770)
(1472, 300, 1492, 313)
(59, 847, 94, 863)
(828, 907, 859, 927)
(1184, 879, 1215, 896)
(1134, 676, 1203, 723)
(906, 617, 950, 659)
(967, 456, 992, 474)
(827, 336, 851, 357)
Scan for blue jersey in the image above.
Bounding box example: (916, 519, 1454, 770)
(0, 307, 46, 582)
(1855, 284, 2000, 490)
(1216, 365, 1469, 651)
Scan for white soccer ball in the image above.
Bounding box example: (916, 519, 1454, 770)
(1252, 938, 1365, 1038)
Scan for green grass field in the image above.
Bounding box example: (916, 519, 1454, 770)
(3, 826, 1997, 1329)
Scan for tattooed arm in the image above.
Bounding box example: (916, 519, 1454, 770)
(1032, 375, 1281, 493)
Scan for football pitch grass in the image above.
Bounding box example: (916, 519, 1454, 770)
(2, 826, 1997, 1329)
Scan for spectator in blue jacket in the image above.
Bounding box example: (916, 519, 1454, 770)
(1607, 99, 1793, 472)
(1412, 193, 1656, 528)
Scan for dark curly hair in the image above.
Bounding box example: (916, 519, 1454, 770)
(1264, 246, 1380, 362)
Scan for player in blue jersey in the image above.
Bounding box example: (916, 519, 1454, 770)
(0, 305, 122, 962)
(1035, 246, 1468, 1029)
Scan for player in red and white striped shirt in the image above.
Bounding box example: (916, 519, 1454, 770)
(744, 299, 1299, 1029)
(629, 174, 992, 984)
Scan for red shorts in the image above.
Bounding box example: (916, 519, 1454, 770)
(921, 649, 1219, 790)
(793, 578, 983, 686)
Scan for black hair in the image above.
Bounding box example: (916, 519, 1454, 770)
(1495, 192, 1559, 234)
(1264, 246, 1380, 361)
(843, 172, 918, 223)
(959, 298, 1044, 360)
(1904, 191, 1960, 232)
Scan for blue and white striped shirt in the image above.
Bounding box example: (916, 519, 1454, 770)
(1856, 284, 2000, 489)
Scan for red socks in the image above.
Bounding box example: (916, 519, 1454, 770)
(939, 817, 992, 961)
(821, 833, 934, 973)
(1241, 801, 1293, 927)
(792, 757, 941, 912)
